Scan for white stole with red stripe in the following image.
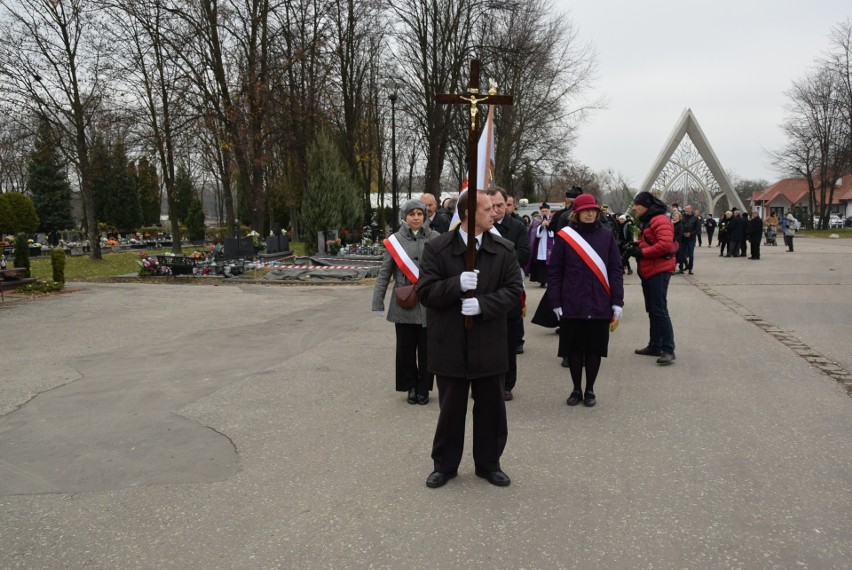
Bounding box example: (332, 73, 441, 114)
(383, 234, 419, 283)
(557, 226, 610, 296)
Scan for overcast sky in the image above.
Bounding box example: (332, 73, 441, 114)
(553, 0, 851, 187)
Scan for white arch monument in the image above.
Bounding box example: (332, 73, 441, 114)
(640, 108, 746, 213)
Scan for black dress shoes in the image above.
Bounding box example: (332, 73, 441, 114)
(583, 391, 596, 407)
(426, 470, 457, 488)
(475, 469, 511, 487)
(566, 390, 583, 406)
(634, 345, 663, 356)
(417, 393, 429, 405)
(656, 352, 676, 365)
(407, 388, 417, 405)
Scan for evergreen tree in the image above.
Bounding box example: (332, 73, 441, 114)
(136, 157, 161, 226)
(302, 130, 363, 253)
(111, 141, 142, 231)
(91, 136, 142, 232)
(173, 164, 194, 223)
(0, 193, 14, 235)
(28, 118, 75, 232)
(90, 135, 114, 229)
(0, 192, 39, 234)
(185, 195, 206, 242)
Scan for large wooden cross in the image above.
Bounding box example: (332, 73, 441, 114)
(436, 59, 513, 328)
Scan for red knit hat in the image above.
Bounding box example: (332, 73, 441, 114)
(572, 194, 600, 212)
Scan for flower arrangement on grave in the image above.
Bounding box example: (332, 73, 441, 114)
(137, 252, 171, 277)
(326, 237, 341, 255)
(247, 230, 266, 252)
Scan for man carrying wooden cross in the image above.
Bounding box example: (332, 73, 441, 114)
(417, 60, 521, 489)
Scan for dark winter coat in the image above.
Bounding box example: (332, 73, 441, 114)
(417, 229, 524, 379)
(727, 214, 747, 242)
(680, 213, 700, 241)
(494, 214, 530, 320)
(494, 214, 530, 268)
(637, 205, 677, 279)
(428, 212, 451, 234)
(747, 215, 763, 240)
(548, 221, 624, 320)
(704, 217, 717, 233)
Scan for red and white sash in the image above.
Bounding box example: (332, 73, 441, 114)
(383, 235, 419, 283)
(557, 226, 610, 296)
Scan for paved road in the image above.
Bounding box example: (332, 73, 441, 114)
(1, 237, 851, 568)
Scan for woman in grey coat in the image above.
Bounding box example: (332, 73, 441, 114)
(372, 199, 436, 404)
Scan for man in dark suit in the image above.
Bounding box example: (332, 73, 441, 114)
(421, 193, 450, 234)
(417, 190, 524, 488)
(488, 187, 530, 401)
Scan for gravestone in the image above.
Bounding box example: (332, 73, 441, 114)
(266, 235, 290, 253)
(223, 237, 254, 260)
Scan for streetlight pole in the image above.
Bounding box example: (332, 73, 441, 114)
(389, 85, 399, 232)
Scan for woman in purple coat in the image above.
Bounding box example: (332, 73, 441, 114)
(548, 194, 624, 407)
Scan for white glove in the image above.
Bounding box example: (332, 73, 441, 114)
(461, 298, 482, 316)
(459, 270, 479, 292)
(373, 310, 384, 318)
(553, 307, 563, 319)
(612, 305, 623, 320)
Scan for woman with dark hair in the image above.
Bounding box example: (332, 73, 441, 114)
(372, 199, 437, 405)
(548, 194, 624, 407)
(623, 192, 677, 365)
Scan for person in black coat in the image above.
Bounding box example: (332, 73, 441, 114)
(550, 185, 583, 234)
(420, 193, 450, 234)
(727, 210, 747, 257)
(488, 187, 530, 401)
(704, 214, 717, 247)
(417, 190, 524, 489)
(747, 210, 763, 260)
(672, 210, 685, 273)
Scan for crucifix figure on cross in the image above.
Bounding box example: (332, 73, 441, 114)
(436, 59, 513, 328)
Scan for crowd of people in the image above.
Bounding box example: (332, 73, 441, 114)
(371, 186, 691, 489)
(371, 185, 812, 488)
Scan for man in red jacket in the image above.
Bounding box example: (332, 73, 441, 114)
(623, 191, 677, 364)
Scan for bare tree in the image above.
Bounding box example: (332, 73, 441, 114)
(0, 118, 31, 194)
(773, 66, 848, 228)
(480, 0, 600, 188)
(823, 18, 852, 176)
(101, 0, 195, 252)
(390, 0, 488, 198)
(0, 0, 109, 258)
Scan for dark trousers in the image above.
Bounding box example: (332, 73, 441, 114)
(730, 239, 743, 257)
(681, 238, 696, 270)
(641, 272, 675, 354)
(706, 229, 714, 246)
(696, 230, 702, 246)
(394, 324, 432, 395)
(784, 235, 794, 251)
(749, 238, 761, 259)
(431, 374, 507, 473)
(505, 316, 520, 391)
(719, 237, 728, 255)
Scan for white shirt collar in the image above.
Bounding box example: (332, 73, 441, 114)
(458, 228, 482, 248)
